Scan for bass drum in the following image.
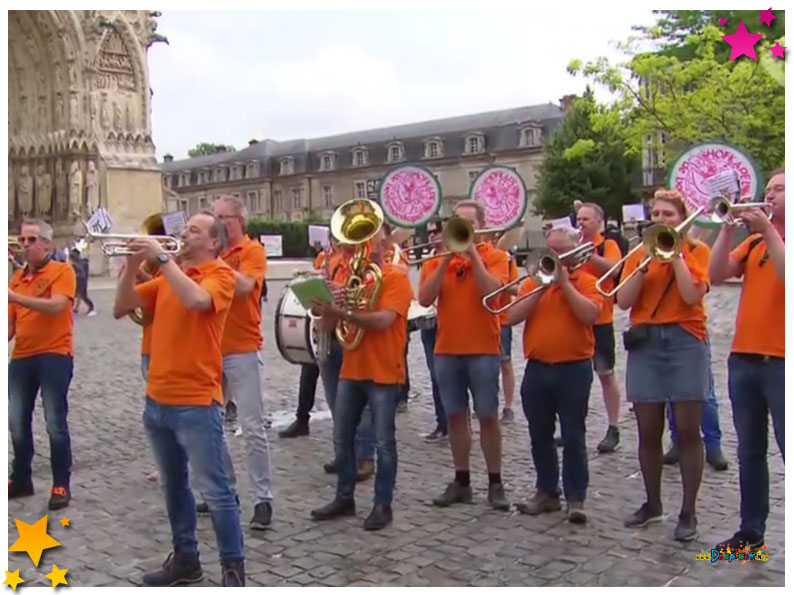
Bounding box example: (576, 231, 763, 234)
(274, 285, 320, 365)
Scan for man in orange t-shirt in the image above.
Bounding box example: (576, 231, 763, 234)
(418, 201, 510, 510)
(310, 228, 413, 531)
(709, 169, 785, 553)
(211, 195, 274, 531)
(505, 227, 602, 523)
(496, 249, 518, 422)
(113, 211, 245, 587)
(8, 218, 76, 511)
(577, 203, 624, 453)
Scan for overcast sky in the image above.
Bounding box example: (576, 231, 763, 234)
(147, 9, 657, 161)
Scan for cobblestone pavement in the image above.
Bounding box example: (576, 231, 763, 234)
(7, 276, 785, 587)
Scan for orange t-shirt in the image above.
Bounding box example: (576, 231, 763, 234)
(517, 271, 602, 363)
(9, 260, 76, 359)
(314, 252, 327, 271)
(620, 240, 710, 340)
(220, 236, 267, 355)
(140, 268, 163, 356)
(730, 233, 784, 357)
(498, 253, 519, 326)
(385, 243, 410, 271)
(136, 260, 236, 406)
(420, 243, 509, 355)
(582, 234, 622, 325)
(339, 263, 414, 384)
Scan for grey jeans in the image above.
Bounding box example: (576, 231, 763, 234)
(222, 351, 273, 504)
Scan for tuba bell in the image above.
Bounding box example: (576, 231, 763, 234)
(330, 199, 385, 351)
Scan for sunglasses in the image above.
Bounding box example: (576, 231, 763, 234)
(19, 236, 40, 245)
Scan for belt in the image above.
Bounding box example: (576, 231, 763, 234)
(733, 352, 783, 364)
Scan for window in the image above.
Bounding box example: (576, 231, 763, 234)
(247, 190, 258, 213)
(178, 173, 190, 187)
(467, 136, 482, 154)
(352, 149, 368, 167)
(321, 154, 334, 171)
(291, 187, 301, 209)
(323, 185, 333, 207)
(273, 190, 283, 211)
(280, 158, 294, 176)
(214, 168, 225, 183)
(179, 199, 189, 214)
(246, 163, 258, 178)
(198, 195, 208, 210)
(520, 128, 536, 147)
(230, 165, 241, 181)
(468, 170, 481, 183)
(425, 140, 442, 158)
(388, 145, 403, 163)
(164, 175, 172, 188)
(354, 181, 366, 199)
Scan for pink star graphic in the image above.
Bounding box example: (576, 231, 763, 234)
(758, 8, 777, 27)
(722, 20, 765, 61)
(770, 41, 786, 59)
(719, 18, 727, 25)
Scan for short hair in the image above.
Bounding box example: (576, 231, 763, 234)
(769, 168, 785, 179)
(454, 200, 486, 226)
(21, 218, 53, 241)
(215, 194, 248, 221)
(578, 202, 604, 222)
(198, 210, 227, 255)
(545, 226, 580, 245)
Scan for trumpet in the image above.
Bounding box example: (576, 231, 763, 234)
(707, 197, 773, 226)
(77, 211, 182, 257)
(595, 206, 705, 298)
(407, 217, 514, 265)
(482, 242, 595, 314)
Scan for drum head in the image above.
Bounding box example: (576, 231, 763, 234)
(469, 166, 528, 229)
(379, 165, 442, 228)
(274, 287, 317, 366)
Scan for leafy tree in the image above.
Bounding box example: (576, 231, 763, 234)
(535, 89, 639, 220)
(568, 26, 785, 176)
(187, 142, 237, 158)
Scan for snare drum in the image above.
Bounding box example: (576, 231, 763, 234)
(407, 301, 437, 333)
(274, 285, 322, 365)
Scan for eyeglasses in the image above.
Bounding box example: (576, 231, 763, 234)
(19, 236, 40, 245)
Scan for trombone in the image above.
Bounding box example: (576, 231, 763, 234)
(707, 197, 773, 226)
(595, 206, 705, 298)
(406, 216, 514, 265)
(76, 211, 182, 257)
(482, 242, 595, 315)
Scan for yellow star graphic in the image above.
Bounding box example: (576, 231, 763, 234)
(59, 518, 70, 528)
(8, 515, 61, 567)
(44, 565, 68, 588)
(3, 569, 25, 591)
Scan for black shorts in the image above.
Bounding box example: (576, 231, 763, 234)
(593, 323, 616, 375)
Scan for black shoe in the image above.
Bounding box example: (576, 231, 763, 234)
(142, 551, 203, 587)
(221, 559, 245, 587)
(674, 513, 698, 542)
(48, 486, 70, 511)
(8, 480, 34, 499)
(196, 502, 210, 516)
(323, 461, 338, 474)
(311, 498, 356, 521)
(624, 502, 663, 528)
(706, 449, 729, 471)
(397, 400, 408, 413)
(432, 482, 473, 507)
(250, 502, 272, 530)
(714, 530, 764, 554)
(597, 426, 620, 453)
(487, 483, 510, 511)
(424, 427, 448, 442)
(500, 408, 515, 423)
(363, 503, 393, 531)
(279, 418, 309, 438)
(225, 402, 238, 424)
(662, 444, 679, 465)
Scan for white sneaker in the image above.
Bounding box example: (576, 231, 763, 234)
(87, 311, 97, 318)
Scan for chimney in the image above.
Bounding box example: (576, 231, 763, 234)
(559, 94, 576, 113)
(163, 153, 174, 163)
(249, 139, 258, 146)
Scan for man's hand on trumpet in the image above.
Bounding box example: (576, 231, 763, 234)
(126, 237, 165, 265)
(738, 207, 773, 234)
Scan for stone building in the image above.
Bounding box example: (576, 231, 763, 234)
(161, 102, 567, 230)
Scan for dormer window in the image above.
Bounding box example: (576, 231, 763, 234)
(320, 153, 335, 171)
(465, 134, 485, 154)
(164, 175, 173, 188)
(246, 162, 259, 178)
(178, 171, 191, 187)
(214, 167, 226, 183)
(197, 169, 211, 184)
(424, 138, 443, 159)
(519, 125, 542, 147)
(352, 148, 369, 167)
(386, 142, 404, 163)
(280, 157, 295, 176)
(230, 165, 242, 181)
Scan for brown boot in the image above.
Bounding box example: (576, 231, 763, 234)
(515, 490, 561, 515)
(567, 500, 587, 524)
(356, 460, 375, 482)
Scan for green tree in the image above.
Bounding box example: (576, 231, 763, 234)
(187, 142, 237, 158)
(535, 89, 639, 220)
(568, 25, 785, 176)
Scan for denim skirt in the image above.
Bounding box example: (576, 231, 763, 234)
(625, 323, 708, 403)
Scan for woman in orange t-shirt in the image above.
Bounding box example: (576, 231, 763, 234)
(616, 189, 709, 542)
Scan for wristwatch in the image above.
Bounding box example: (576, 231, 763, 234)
(156, 253, 170, 266)
(345, 309, 353, 321)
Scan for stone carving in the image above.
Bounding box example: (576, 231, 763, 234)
(68, 160, 83, 215)
(55, 158, 68, 219)
(100, 93, 110, 129)
(125, 101, 135, 132)
(69, 91, 80, 129)
(86, 161, 100, 213)
(35, 162, 53, 217)
(55, 93, 65, 128)
(97, 30, 137, 92)
(17, 165, 34, 216)
(113, 101, 123, 130)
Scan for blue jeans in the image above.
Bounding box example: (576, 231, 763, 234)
(728, 353, 785, 538)
(667, 336, 722, 452)
(520, 359, 593, 502)
(9, 354, 74, 488)
(420, 326, 447, 432)
(334, 380, 400, 505)
(320, 339, 375, 462)
(143, 398, 244, 563)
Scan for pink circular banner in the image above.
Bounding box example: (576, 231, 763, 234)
(469, 166, 528, 228)
(379, 166, 442, 228)
(668, 143, 761, 214)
